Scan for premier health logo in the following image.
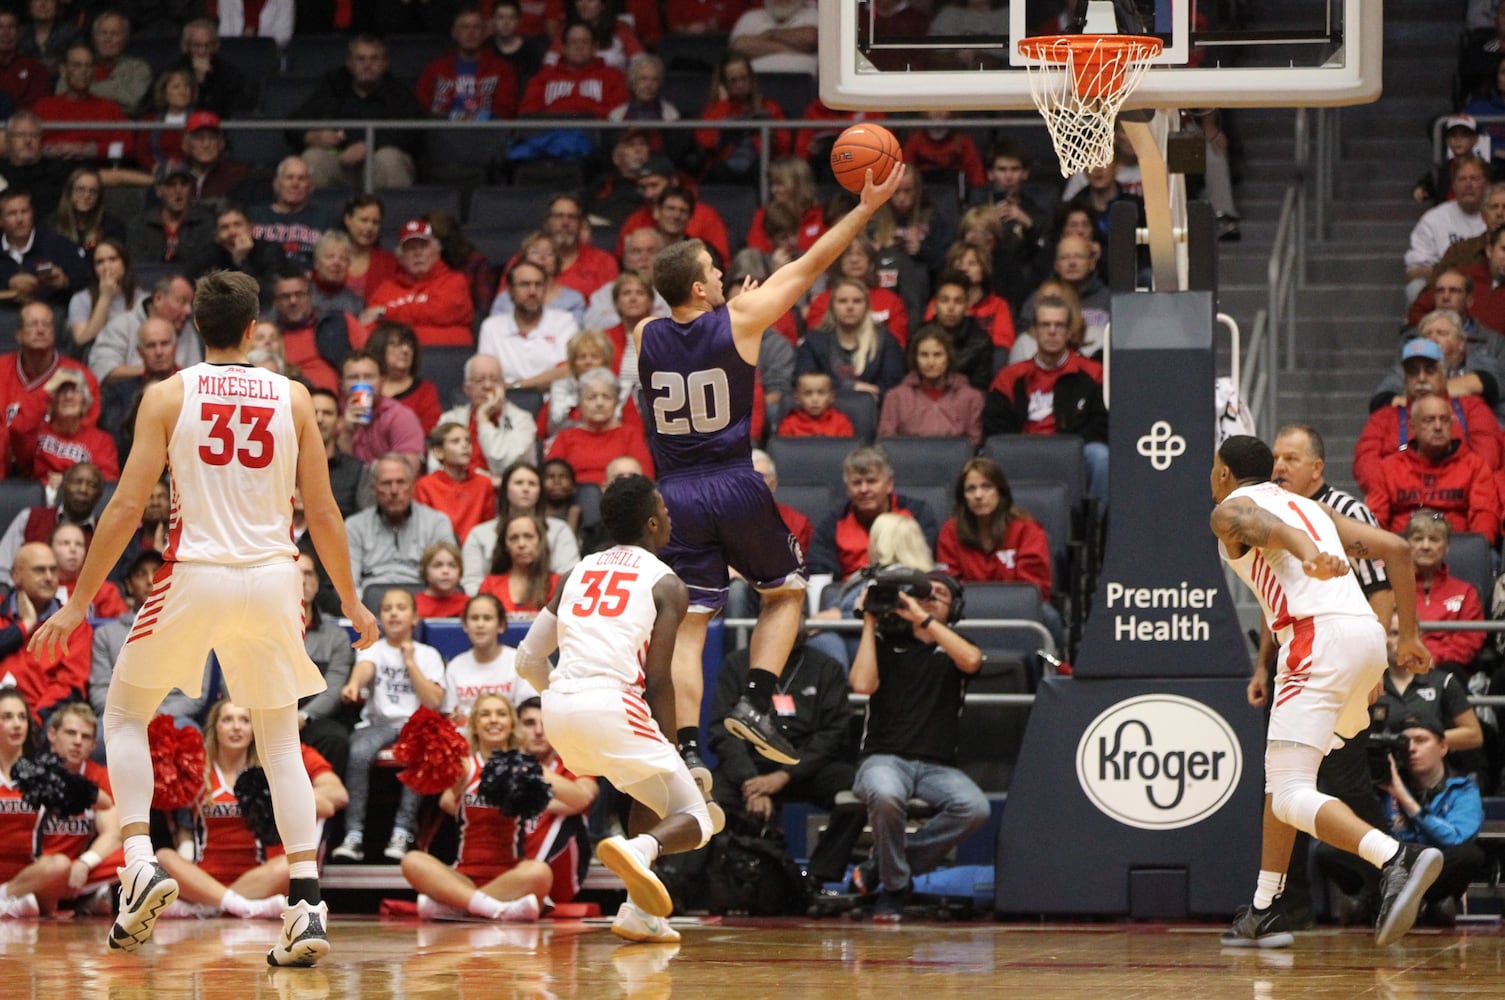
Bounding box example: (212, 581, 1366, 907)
(1075, 694, 1243, 830)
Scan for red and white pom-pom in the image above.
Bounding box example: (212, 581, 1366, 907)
(390, 706, 470, 795)
(149, 714, 206, 810)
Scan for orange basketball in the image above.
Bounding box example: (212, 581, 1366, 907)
(830, 124, 902, 194)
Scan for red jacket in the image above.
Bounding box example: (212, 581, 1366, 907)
(747, 204, 827, 254)
(806, 286, 909, 346)
(695, 97, 792, 167)
(34, 93, 129, 158)
(901, 130, 987, 190)
(777, 408, 854, 439)
(1414, 564, 1486, 670)
(518, 58, 627, 117)
(546, 423, 654, 486)
(415, 467, 496, 543)
(417, 48, 519, 120)
(0, 596, 91, 721)
(927, 293, 1016, 349)
(8, 391, 118, 482)
(1353, 398, 1502, 495)
(618, 202, 730, 264)
(935, 516, 1053, 602)
(1367, 440, 1500, 543)
(0, 354, 101, 430)
(778, 502, 813, 556)
(556, 243, 619, 300)
(877, 372, 984, 446)
(366, 263, 475, 347)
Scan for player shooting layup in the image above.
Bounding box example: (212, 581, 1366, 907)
(30, 271, 378, 966)
(516, 474, 713, 943)
(633, 164, 906, 783)
(1210, 435, 1442, 948)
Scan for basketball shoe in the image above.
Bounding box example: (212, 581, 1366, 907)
(1376, 844, 1443, 946)
(109, 859, 179, 952)
(1220, 903, 1295, 949)
(597, 837, 673, 918)
(724, 698, 800, 765)
(267, 899, 330, 967)
(611, 901, 680, 943)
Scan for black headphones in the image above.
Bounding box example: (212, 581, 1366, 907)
(926, 571, 966, 625)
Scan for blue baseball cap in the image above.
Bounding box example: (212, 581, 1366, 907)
(1401, 339, 1444, 365)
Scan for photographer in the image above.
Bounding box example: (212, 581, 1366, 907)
(1320, 716, 1486, 927)
(847, 569, 990, 923)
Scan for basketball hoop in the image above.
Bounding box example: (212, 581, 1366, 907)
(1019, 34, 1163, 177)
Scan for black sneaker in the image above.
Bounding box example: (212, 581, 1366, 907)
(872, 889, 905, 924)
(850, 858, 879, 896)
(723, 698, 799, 765)
(681, 748, 712, 798)
(1219, 904, 1294, 949)
(1375, 845, 1443, 946)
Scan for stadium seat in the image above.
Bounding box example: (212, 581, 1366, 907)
(423, 346, 472, 411)
(362, 582, 424, 616)
(130, 36, 181, 77)
(384, 35, 447, 80)
(218, 36, 280, 84)
(833, 389, 877, 444)
(507, 387, 545, 421)
(227, 124, 293, 169)
(661, 70, 708, 119)
(576, 482, 602, 534)
(1445, 531, 1493, 615)
(258, 77, 310, 117)
(282, 34, 351, 79)
(467, 226, 531, 269)
(773, 483, 835, 528)
(877, 436, 975, 494)
(510, 158, 586, 191)
(658, 32, 728, 73)
(697, 185, 758, 255)
(900, 485, 951, 540)
(756, 72, 816, 121)
(377, 186, 463, 232)
(0, 308, 19, 355)
(766, 436, 857, 494)
(426, 129, 506, 197)
(0, 481, 43, 536)
(469, 185, 558, 229)
(1008, 479, 1078, 616)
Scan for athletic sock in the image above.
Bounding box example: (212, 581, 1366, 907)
(123, 834, 154, 868)
(676, 729, 700, 757)
(1253, 870, 1285, 910)
(288, 860, 320, 906)
(745, 669, 776, 711)
(1360, 829, 1403, 869)
(220, 889, 251, 916)
(627, 834, 660, 866)
(468, 890, 506, 920)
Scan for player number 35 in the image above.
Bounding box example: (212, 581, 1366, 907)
(649, 369, 730, 435)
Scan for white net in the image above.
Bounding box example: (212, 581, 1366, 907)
(1021, 35, 1161, 177)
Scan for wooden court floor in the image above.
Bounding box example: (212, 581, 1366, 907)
(1, 915, 1502, 999)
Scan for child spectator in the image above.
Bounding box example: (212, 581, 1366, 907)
(331, 590, 447, 864)
(416, 422, 497, 543)
(400, 694, 550, 922)
(541, 458, 582, 538)
(1415, 115, 1489, 205)
(902, 110, 986, 192)
(155, 700, 344, 920)
(478, 515, 559, 624)
(416, 540, 469, 620)
(877, 327, 985, 446)
(441, 594, 536, 726)
(777, 371, 855, 438)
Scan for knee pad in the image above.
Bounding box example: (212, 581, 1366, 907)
(1265, 742, 1333, 836)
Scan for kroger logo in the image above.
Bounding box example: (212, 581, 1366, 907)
(1074, 694, 1242, 830)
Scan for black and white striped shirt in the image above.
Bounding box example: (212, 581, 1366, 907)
(1311, 483, 1390, 595)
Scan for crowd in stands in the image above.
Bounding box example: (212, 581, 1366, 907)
(0, 0, 1491, 925)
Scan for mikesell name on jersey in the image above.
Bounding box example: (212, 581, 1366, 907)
(195, 373, 282, 400)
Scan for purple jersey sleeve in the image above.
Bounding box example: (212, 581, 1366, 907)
(637, 306, 757, 473)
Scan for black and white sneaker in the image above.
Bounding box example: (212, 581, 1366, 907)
(1375, 844, 1443, 946)
(267, 899, 331, 967)
(109, 859, 179, 952)
(723, 698, 800, 765)
(681, 748, 712, 798)
(1220, 903, 1295, 949)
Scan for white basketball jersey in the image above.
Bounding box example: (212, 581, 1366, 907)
(551, 545, 676, 692)
(164, 363, 299, 566)
(1219, 481, 1373, 642)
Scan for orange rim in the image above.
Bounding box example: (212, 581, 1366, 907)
(1017, 34, 1163, 100)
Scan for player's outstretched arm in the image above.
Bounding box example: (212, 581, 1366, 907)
(292, 382, 377, 650)
(642, 575, 689, 739)
(728, 164, 906, 345)
(1321, 507, 1431, 673)
(28, 377, 178, 663)
(1209, 497, 1328, 564)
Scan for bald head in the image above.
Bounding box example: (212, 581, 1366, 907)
(13, 541, 59, 605)
(137, 317, 177, 376)
(604, 456, 644, 484)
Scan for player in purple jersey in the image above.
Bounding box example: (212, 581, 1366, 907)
(632, 164, 905, 781)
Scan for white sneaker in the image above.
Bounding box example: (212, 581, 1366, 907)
(495, 893, 541, 923)
(596, 837, 673, 918)
(234, 894, 290, 920)
(416, 894, 470, 922)
(611, 901, 680, 943)
(0, 893, 39, 919)
(329, 833, 363, 862)
(109, 860, 179, 952)
(267, 899, 330, 968)
(383, 829, 412, 862)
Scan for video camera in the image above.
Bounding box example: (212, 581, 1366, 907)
(1364, 704, 1411, 787)
(862, 565, 935, 642)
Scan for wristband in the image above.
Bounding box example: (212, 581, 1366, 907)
(78, 850, 101, 869)
(919, 615, 935, 630)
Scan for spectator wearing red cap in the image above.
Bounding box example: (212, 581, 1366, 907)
(362, 220, 475, 347)
(181, 112, 250, 205)
(418, 6, 519, 121)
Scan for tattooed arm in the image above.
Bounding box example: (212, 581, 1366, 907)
(1317, 505, 1430, 672)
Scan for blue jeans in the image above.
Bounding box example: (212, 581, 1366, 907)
(852, 754, 990, 893)
(344, 722, 422, 837)
(1084, 441, 1109, 507)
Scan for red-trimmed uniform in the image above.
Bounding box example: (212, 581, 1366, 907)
(0, 768, 44, 881)
(1218, 481, 1383, 751)
(454, 751, 524, 882)
(195, 763, 285, 883)
(521, 754, 589, 904)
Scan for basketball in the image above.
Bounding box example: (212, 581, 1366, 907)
(830, 124, 902, 194)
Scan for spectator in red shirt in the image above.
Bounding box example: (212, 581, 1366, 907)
(418, 6, 519, 121)
(0, 301, 100, 431)
(542, 193, 619, 302)
(930, 241, 1014, 350)
(0, 542, 91, 723)
(1404, 509, 1487, 680)
(366, 320, 442, 435)
(478, 514, 559, 624)
(363, 219, 475, 348)
(777, 372, 855, 438)
(415, 540, 469, 619)
(807, 444, 941, 581)
(695, 50, 791, 184)
(1368, 393, 1500, 544)
(901, 110, 986, 191)
(804, 235, 911, 347)
(544, 366, 653, 485)
(751, 446, 813, 554)
(935, 456, 1052, 601)
(748, 157, 827, 255)
(0, 11, 50, 109)
(341, 193, 399, 301)
(33, 44, 128, 161)
(9, 368, 118, 485)
(518, 22, 628, 118)
(415, 421, 497, 543)
(618, 164, 731, 263)
(50, 521, 125, 620)
(544, 0, 647, 71)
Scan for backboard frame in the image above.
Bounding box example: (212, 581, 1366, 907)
(819, 0, 1381, 113)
